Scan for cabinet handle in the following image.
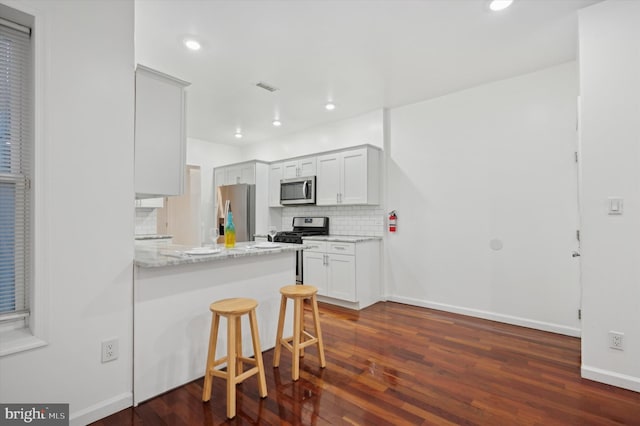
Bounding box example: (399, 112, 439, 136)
(334, 246, 346, 250)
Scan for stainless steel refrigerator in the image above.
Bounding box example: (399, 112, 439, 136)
(216, 184, 256, 242)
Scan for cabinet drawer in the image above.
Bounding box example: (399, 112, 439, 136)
(303, 241, 327, 253)
(328, 242, 355, 255)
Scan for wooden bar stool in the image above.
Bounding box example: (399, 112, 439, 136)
(202, 298, 267, 419)
(273, 285, 326, 381)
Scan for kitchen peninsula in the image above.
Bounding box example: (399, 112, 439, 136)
(133, 241, 307, 405)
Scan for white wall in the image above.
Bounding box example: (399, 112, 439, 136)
(0, 1, 135, 424)
(578, 0, 640, 392)
(186, 137, 243, 243)
(386, 62, 581, 336)
(242, 109, 384, 161)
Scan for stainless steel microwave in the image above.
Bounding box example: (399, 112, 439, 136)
(280, 176, 316, 205)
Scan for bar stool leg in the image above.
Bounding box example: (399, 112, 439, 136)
(299, 302, 306, 358)
(311, 294, 326, 368)
(235, 316, 243, 375)
(292, 298, 302, 381)
(202, 313, 220, 402)
(249, 309, 268, 398)
(273, 294, 287, 368)
(226, 315, 237, 419)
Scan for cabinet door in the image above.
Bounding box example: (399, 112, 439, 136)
(303, 251, 327, 296)
(269, 163, 284, 207)
(327, 253, 356, 301)
(341, 148, 367, 205)
(316, 153, 341, 205)
(135, 66, 188, 197)
(214, 168, 225, 189)
(239, 164, 256, 184)
(225, 166, 242, 185)
(283, 161, 299, 179)
(138, 197, 165, 208)
(298, 157, 316, 177)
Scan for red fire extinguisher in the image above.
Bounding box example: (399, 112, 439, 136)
(388, 210, 397, 233)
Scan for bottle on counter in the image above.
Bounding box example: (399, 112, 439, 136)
(224, 200, 236, 248)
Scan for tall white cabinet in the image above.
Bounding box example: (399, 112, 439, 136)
(135, 65, 190, 198)
(316, 146, 380, 206)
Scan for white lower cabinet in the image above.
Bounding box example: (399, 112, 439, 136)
(303, 239, 380, 309)
(327, 253, 356, 302)
(303, 246, 329, 296)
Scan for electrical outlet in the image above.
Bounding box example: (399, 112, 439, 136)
(101, 338, 119, 363)
(609, 331, 624, 351)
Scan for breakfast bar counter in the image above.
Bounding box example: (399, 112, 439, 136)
(133, 241, 308, 405)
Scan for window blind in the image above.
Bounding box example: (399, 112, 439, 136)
(0, 18, 31, 323)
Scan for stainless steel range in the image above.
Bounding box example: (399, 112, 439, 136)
(274, 217, 329, 283)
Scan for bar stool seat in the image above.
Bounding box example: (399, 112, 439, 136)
(273, 285, 326, 380)
(202, 297, 267, 419)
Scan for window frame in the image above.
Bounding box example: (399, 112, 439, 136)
(0, 1, 49, 357)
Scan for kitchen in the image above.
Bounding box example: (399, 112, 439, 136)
(0, 0, 639, 424)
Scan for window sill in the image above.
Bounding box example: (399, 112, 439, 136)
(0, 327, 47, 357)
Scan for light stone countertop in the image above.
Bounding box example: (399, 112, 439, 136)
(302, 235, 382, 243)
(135, 241, 310, 268)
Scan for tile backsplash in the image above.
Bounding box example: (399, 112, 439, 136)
(281, 205, 384, 236)
(135, 208, 158, 235)
(136, 204, 384, 237)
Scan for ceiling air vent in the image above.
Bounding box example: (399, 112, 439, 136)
(255, 81, 279, 92)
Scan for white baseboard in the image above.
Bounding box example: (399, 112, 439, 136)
(387, 295, 581, 337)
(581, 365, 640, 393)
(70, 392, 132, 426)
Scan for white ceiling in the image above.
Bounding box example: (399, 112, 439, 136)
(135, 0, 598, 145)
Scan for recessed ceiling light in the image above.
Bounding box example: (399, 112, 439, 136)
(234, 132, 243, 139)
(272, 120, 282, 127)
(489, 0, 513, 11)
(184, 39, 201, 51)
(325, 102, 336, 111)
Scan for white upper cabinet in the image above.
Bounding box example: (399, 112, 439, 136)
(269, 162, 284, 207)
(135, 198, 164, 208)
(214, 162, 256, 186)
(316, 154, 341, 205)
(135, 65, 189, 198)
(283, 156, 316, 178)
(316, 146, 380, 206)
(226, 163, 256, 185)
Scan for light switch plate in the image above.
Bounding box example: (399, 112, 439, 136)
(608, 197, 623, 215)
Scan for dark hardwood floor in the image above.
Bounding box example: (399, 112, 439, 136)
(92, 302, 640, 425)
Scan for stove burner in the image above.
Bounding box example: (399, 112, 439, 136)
(273, 217, 329, 244)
